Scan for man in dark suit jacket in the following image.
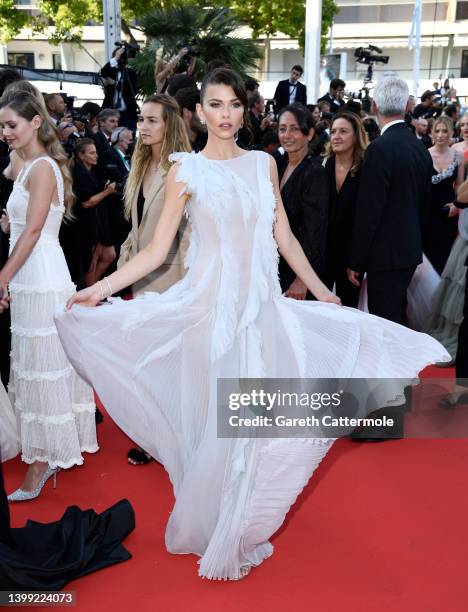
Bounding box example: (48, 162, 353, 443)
(273, 65, 307, 114)
(318, 78, 346, 114)
(348, 78, 432, 323)
(93, 109, 120, 157)
(347, 77, 433, 439)
(100, 46, 139, 131)
(100, 127, 133, 255)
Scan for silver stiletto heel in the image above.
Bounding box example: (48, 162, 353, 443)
(7, 466, 60, 502)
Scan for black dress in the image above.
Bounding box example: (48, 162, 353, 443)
(62, 162, 113, 287)
(0, 462, 135, 589)
(324, 157, 361, 307)
(277, 154, 329, 296)
(423, 157, 460, 275)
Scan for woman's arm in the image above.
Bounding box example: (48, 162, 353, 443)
(0, 161, 56, 289)
(456, 177, 468, 207)
(81, 182, 116, 208)
(186, 54, 197, 77)
(67, 163, 189, 307)
(270, 157, 339, 304)
(456, 151, 465, 188)
(155, 48, 188, 90)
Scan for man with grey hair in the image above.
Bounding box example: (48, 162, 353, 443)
(347, 76, 433, 439)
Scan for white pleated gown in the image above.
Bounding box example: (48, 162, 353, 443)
(7, 157, 97, 469)
(55, 151, 450, 579)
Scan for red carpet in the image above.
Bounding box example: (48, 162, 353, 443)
(4, 366, 468, 612)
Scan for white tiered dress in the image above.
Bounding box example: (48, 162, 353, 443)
(7, 156, 97, 469)
(55, 151, 450, 579)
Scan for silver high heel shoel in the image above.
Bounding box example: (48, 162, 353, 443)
(7, 466, 59, 502)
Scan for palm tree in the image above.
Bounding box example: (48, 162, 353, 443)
(130, 4, 261, 97)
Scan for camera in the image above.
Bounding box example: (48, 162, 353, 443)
(354, 45, 389, 66)
(114, 41, 140, 61)
(354, 44, 390, 86)
(71, 111, 88, 125)
(180, 42, 200, 58)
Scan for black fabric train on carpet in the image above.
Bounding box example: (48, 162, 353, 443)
(0, 462, 135, 589)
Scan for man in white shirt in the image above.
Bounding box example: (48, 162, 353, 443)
(273, 65, 307, 114)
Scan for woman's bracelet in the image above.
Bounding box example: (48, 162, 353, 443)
(97, 280, 105, 301)
(103, 276, 113, 297)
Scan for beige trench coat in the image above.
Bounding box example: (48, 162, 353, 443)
(117, 167, 190, 295)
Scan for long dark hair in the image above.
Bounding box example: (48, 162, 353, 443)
(200, 67, 252, 140)
(278, 103, 315, 135)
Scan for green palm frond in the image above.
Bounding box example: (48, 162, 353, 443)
(131, 4, 261, 97)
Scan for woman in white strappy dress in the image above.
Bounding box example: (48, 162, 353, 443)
(0, 90, 97, 501)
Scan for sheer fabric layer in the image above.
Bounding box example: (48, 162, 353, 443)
(55, 151, 450, 579)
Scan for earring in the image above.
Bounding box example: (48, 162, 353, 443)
(200, 118, 205, 125)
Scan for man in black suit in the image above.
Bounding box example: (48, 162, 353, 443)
(414, 117, 432, 148)
(348, 77, 432, 323)
(100, 127, 133, 256)
(318, 78, 346, 114)
(93, 109, 120, 159)
(248, 92, 272, 146)
(273, 65, 307, 114)
(100, 46, 138, 131)
(347, 76, 433, 439)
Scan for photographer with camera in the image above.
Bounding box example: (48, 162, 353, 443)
(414, 90, 438, 119)
(101, 44, 139, 131)
(318, 78, 346, 115)
(58, 121, 81, 157)
(100, 127, 133, 256)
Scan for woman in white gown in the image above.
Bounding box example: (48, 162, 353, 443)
(55, 69, 450, 580)
(0, 91, 97, 500)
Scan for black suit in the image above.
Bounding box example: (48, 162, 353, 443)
(100, 61, 138, 127)
(93, 130, 112, 159)
(273, 80, 307, 113)
(277, 155, 328, 294)
(349, 122, 433, 324)
(324, 157, 361, 307)
(317, 93, 345, 114)
(416, 133, 432, 149)
(100, 147, 131, 253)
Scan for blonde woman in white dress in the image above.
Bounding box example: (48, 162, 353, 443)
(56, 69, 449, 580)
(0, 90, 97, 501)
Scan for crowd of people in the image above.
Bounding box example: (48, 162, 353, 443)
(0, 57, 466, 585)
